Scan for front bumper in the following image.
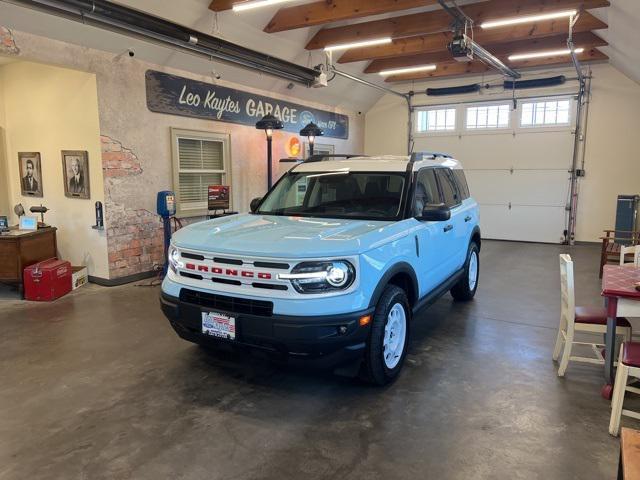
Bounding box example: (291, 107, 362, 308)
(160, 292, 374, 369)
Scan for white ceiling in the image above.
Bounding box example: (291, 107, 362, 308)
(0, 0, 638, 112)
(591, 0, 640, 88)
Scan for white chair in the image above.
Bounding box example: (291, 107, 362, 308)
(553, 254, 632, 376)
(609, 342, 640, 436)
(620, 245, 640, 266)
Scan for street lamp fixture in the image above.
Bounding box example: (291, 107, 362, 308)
(256, 114, 284, 189)
(299, 122, 324, 157)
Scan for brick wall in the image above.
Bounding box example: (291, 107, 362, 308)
(101, 135, 164, 278)
(0, 27, 20, 55)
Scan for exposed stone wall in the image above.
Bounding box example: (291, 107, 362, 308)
(0, 27, 20, 55)
(102, 136, 163, 278)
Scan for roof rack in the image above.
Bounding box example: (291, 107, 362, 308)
(410, 151, 453, 162)
(303, 154, 368, 163)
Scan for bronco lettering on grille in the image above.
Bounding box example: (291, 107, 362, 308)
(184, 263, 272, 280)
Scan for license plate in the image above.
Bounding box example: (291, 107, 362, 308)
(201, 311, 236, 340)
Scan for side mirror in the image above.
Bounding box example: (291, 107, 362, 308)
(417, 204, 451, 222)
(249, 197, 262, 213)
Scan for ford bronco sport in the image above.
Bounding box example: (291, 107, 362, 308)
(160, 152, 481, 384)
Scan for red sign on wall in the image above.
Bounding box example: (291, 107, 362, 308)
(208, 185, 230, 210)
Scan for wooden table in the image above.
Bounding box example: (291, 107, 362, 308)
(0, 227, 57, 290)
(602, 265, 640, 396)
(619, 428, 640, 479)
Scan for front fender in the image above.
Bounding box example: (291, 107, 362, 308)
(367, 261, 419, 309)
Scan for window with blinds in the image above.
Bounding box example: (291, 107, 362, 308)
(171, 129, 230, 216)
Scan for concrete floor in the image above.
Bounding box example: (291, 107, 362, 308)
(0, 241, 631, 479)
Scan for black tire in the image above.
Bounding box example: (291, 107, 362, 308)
(360, 285, 411, 386)
(450, 242, 480, 301)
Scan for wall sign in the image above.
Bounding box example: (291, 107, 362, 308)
(146, 70, 349, 139)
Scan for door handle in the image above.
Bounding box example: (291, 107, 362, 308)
(443, 224, 453, 232)
(464, 215, 472, 222)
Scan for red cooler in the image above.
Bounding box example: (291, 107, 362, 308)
(24, 258, 72, 301)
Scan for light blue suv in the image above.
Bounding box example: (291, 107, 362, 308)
(160, 152, 481, 384)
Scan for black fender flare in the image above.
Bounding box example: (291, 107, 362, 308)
(368, 262, 419, 309)
(470, 225, 482, 250)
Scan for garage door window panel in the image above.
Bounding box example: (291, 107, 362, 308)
(416, 107, 456, 134)
(171, 129, 231, 217)
(520, 99, 572, 128)
(466, 104, 511, 130)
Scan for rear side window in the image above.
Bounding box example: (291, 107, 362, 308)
(452, 169, 470, 199)
(435, 168, 461, 208)
(414, 168, 441, 216)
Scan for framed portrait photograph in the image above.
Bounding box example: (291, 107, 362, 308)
(62, 150, 90, 199)
(18, 152, 43, 197)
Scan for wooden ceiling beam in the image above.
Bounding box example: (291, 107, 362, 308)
(209, 0, 237, 11)
(338, 12, 607, 63)
(263, 0, 439, 34)
(307, 0, 609, 50)
(384, 48, 608, 82)
(365, 31, 607, 73)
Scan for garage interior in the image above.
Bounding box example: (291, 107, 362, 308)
(1, 0, 640, 478)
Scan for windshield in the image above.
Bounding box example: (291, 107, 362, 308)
(257, 171, 406, 221)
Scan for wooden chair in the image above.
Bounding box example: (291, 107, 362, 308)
(553, 254, 632, 377)
(620, 245, 640, 267)
(609, 344, 640, 436)
(601, 230, 640, 277)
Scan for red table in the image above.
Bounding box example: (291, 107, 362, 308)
(602, 265, 640, 397)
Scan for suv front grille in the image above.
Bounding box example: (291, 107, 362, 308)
(180, 288, 274, 317)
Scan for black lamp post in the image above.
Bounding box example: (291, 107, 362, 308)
(256, 114, 284, 189)
(300, 122, 324, 157)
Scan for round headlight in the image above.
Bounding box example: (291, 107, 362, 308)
(281, 260, 355, 293)
(326, 263, 349, 287)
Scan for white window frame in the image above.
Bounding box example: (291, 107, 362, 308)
(413, 106, 458, 137)
(517, 96, 576, 132)
(171, 128, 232, 217)
(464, 101, 513, 132)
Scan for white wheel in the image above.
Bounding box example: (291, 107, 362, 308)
(383, 303, 407, 369)
(468, 250, 478, 291)
(451, 242, 480, 301)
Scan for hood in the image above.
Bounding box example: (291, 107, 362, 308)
(172, 213, 404, 258)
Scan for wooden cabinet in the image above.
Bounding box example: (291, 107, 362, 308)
(0, 227, 57, 285)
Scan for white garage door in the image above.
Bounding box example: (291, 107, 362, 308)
(413, 97, 576, 244)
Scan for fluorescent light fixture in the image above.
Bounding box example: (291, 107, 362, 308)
(324, 37, 392, 52)
(508, 47, 585, 61)
(481, 9, 578, 29)
(232, 0, 296, 12)
(379, 65, 437, 76)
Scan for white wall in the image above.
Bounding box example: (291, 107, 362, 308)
(365, 63, 640, 242)
(0, 60, 109, 277)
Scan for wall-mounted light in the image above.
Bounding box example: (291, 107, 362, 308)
(481, 9, 577, 29)
(324, 37, 392, 52)
(256, 114, 284, 189)
(508, 47, 585, 61)
(299, 122, 324, 157)
(379, 65, 437, 76)
(232, 0, 296, 12)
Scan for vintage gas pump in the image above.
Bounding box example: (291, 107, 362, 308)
(157, 191, 176, 275)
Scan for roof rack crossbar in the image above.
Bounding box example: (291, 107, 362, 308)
(304, 154, 367, 163)
(410, 151, 453, 162)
